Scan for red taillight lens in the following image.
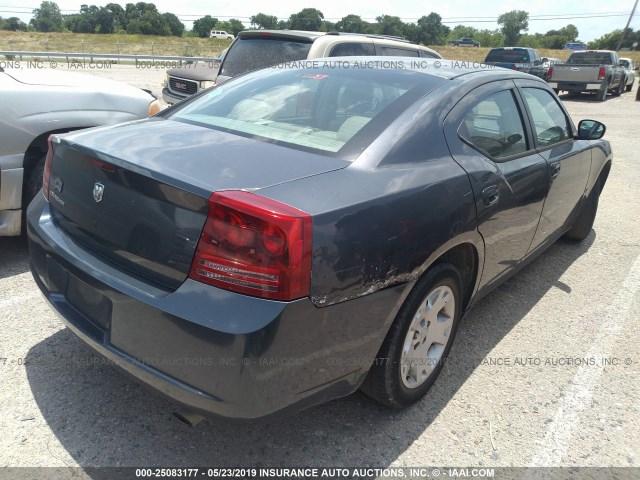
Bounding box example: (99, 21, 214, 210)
(598, 67, 606, 80)
(548, 67, 553, 79)
(189, 191, 312, 301)
(42, 135, 58, 201)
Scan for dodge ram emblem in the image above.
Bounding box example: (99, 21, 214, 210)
(93, 182, 105, 203)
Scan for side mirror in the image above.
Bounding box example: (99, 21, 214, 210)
(577, 120, 606, 140)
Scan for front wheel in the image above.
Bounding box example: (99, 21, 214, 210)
(360, 263, 463, 408)
(564, 181, 600, 241)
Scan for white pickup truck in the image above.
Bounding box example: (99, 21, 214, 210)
(0, 66, 160, 236)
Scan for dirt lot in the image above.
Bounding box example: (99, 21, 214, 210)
(0, 67, 639, 475)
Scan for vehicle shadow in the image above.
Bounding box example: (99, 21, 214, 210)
(0, 235, 31, 279)
(24, 233, 595, 469)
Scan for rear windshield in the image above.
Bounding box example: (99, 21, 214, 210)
(567, 52, 613, 65)
(220, 38, 312, 77)
(169, 67, 425, 154)
(485, 49, 530, 63)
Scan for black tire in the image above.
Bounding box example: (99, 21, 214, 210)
(596, 83, 608, 102)
(564, 180, 600, 241)
(24, 156, 45, 208)
(360, 263, 463, 408)
(626, 83, 633, 92)
(614, 79, 624, 96)
(21, 155, 45, 234)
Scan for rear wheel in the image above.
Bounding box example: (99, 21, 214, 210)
(596, 83, 608, 101)
(614, 79, 624, 96)
(360, 263, 462, 408)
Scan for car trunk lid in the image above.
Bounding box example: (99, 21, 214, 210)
(48, 118, 348, 290)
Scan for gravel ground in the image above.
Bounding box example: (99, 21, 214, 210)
(0, 67, 639, 474)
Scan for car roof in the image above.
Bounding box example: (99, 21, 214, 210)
(314, 57, 542, 81)
(238, 29, 422, 45)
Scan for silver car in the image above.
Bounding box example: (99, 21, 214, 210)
(0, 65, 160, 236)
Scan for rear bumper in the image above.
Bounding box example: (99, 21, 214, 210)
(549, 81, 603, 91)
(162, 87, 188, 105)
(27, 196, 404, 421)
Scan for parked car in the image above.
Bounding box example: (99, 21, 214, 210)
(548, 50, 626, 101)
(450, 37, 480, 47)
(163, 30, 442, 104)
(28, 59, 611, 422)
(483, 47, 551, 80)
(619, 57, 636, 92)
(210, 30, 234, 40)
(563, 42, 587, 51)
(163, 49, 226, 104)
(0, 66, 160, 237)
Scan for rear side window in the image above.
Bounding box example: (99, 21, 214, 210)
(485, 49, 530, 63)
(378, 46, 420, 57)
(420, 50, 439, 58)
(330, 43, 376, 57)
(458, 89, 528, 159)
(220, 38, 312, 77)
(521, 88, 571, 147)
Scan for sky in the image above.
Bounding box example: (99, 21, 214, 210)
(1, 0, 638, 42)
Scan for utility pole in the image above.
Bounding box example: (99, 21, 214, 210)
(616, 0, 638, 51)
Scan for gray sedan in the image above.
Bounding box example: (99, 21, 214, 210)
(27, 58, 611, 422)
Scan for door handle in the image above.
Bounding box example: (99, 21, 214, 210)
(482, 185, 500, 207)
(550, 162, 561, 178)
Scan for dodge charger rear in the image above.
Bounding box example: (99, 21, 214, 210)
(28, 59, 610, 421)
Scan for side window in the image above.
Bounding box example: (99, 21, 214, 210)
(458, 89, 528, 159)
(521, 88, 571, 147)
(378, 46, 420, 57)
(330, 43, 375, 57)
(420, 50, 439, 58)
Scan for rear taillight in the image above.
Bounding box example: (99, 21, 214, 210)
(598, 67, 606, 80)
(189, 191, 312, 301)
(548, 67, 553, 79)
(42, 135, 59, 202)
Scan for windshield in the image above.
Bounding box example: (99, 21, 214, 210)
(567, 52, 613, 65)
(169, 66, 425, 154)
(220, 38, 312, 77)
(485, 49, 530, 63)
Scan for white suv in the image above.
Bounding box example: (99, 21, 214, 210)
(210, 30, 234, 40)
(163, 30, 442, 104)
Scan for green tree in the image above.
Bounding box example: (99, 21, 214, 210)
(335, 14, 371, 34)
(192, 15, 217, 38)
(250, 13, 278, 29)
(163, 12, 184, 36)
(2, 16, 28, 31)
(415, 13, 449, 45)
(30, 1, 64, 32)
(288, 8, 324, 31)
(448, 25, 479, 41)
(375, 15, 406, 37)
(474, 29, 504, 47)
(497, 10, 529, 46)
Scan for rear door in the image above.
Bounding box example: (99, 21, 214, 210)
(516, 80, 592, 252)
(444, 80, 548, 292)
